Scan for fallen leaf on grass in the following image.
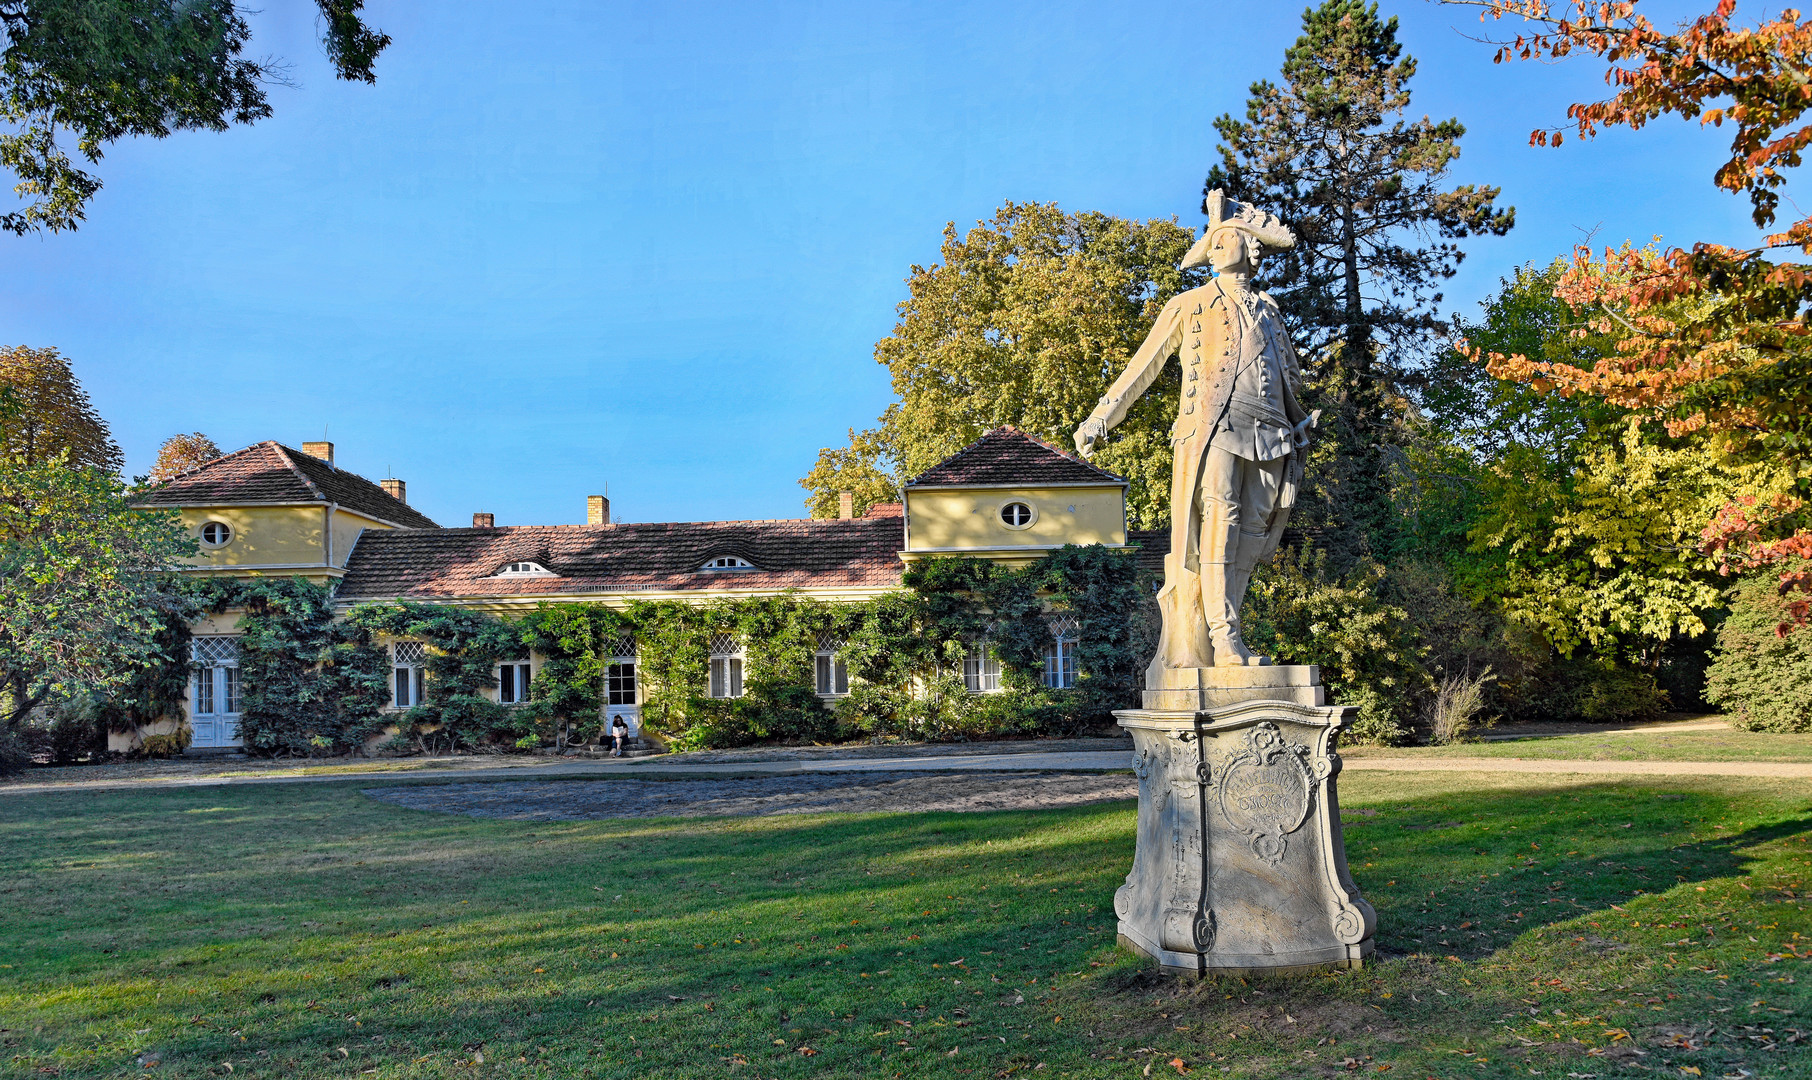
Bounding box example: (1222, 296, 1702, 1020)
(1168, 1058, 1189, 1074)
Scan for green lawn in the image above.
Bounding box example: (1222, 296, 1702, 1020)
(1, 772, 1807, 1079)
(1342, 727, 1812, 763)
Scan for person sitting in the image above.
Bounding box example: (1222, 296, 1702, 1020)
(609, 714, 629, 757)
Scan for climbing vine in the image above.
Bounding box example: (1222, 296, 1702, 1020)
(190, 577, 389, 756)
(109, 544, 1154, 756)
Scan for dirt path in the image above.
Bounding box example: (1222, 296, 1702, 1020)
(363, 771, 1141, 820)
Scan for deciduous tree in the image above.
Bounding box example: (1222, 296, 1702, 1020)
(0, 344, 120, 472)
(0, 456, 193, 751)
(800, 202, 1205, 528)
(1447, 0, 1812, 619)
(148, 431, 221, 484)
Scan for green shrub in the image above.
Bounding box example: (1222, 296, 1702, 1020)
(1243, 548, 1433, 745)
(1706, 564, 1812, 732)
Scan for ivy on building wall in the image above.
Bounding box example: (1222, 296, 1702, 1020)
(107, 545, 1158, 757)
(192, 578, 389, 756)
(347, 602, 527, 752)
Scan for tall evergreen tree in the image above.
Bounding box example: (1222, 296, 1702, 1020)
(1206, 0, 1512, 557)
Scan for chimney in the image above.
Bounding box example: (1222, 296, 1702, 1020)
(381, 478, 407, 504)
(301, 441, 334, 466)
(838, 491, 854, 520)
(472, 512, 494, 528)
(587, 495, 610, 525)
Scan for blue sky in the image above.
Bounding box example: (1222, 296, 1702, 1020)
(0, 0, 1759, 528)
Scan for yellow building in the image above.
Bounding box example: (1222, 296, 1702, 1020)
(139, 428, 1140, 751)
(133, 440, 438, 749)
(901, 426, 1129, 565)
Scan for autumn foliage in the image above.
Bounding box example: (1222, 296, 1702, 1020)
(1449, 0, 1812, 627)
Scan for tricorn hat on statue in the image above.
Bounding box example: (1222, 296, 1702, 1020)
(1180, 189, 1295, 269)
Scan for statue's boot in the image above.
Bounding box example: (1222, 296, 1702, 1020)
(1223, 525, 1273, 666)
(1201, 509, 1256, 667)
(1205, 566, 1257, 667)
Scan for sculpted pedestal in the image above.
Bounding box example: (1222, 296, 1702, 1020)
(1113, 667, 1376, 976)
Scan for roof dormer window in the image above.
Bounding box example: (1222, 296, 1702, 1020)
(495, 560, 554, 577)
(700, 555, 756, 572)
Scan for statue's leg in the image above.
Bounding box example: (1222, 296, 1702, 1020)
(1228, 456, 1290, 621)
(1198, 446, 1252, 667)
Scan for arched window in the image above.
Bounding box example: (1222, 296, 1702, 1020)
(495, 561, 553, 577)
(700, 555, 756, 572)
(1043, 616, 1080, 689)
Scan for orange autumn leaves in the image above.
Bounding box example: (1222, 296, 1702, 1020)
(1447, 1, 1812, 615)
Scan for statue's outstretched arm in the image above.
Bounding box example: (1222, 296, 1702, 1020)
(1074, 296, 1185, 456)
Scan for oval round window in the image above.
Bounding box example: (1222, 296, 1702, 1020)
(199, 521, 232, 546)
(999, 502, 1035, 528)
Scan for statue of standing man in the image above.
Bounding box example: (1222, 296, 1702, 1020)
(1075, 191, 1313, 672)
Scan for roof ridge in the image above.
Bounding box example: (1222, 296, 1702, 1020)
(267, 441, 326, 502)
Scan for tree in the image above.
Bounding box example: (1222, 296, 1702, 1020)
(1447, 1, 1812, 618)
(148, 431, 221, 484)
(1205, 0, 1512, 559)
(1208, 0, 1514, 378)
(0, 456, 193, 750)
(0, 0, 390, 234)
(0, 344, 120, 472)
(800, 202, 1205, 528)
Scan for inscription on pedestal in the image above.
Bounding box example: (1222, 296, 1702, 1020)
(1216, 722, 1315, 865)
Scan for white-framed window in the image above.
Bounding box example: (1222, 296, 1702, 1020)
(998, 501, 1036, 529)
(495, 561, 554, 577)
(708, 633, 744, 698)
(1043, 615, 1080, 689)
(198, 520, 233, 548)
(815, 632, 849, 696)
(606, 635, 637, 706)
(497, 660, 533, 704)
(191, 636, 241, 714)
(393, 640, 427, 708)
(700, 555, 756, 572)
(963, 641, 1001, 693)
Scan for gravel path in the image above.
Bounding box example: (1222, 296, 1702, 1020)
(362, 770, 1140, 820)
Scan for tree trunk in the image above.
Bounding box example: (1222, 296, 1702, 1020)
(1341, 201, 1362, 368)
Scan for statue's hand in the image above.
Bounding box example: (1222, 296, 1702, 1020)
(1292, 409, 1321, 450)
(1074, 416, 1109, 458)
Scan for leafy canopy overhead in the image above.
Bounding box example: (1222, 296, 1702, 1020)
(0, 0, 390, 234)
(799, 201, 1204, 529)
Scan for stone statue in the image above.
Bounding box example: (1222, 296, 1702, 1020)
(1079, 194, 1372, 977)
(1075, 189, 1314, 672)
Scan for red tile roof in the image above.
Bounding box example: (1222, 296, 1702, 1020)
(138, 441, 439, 530)
(904, 426, 1125, 488)
(336, 514, 907, 601)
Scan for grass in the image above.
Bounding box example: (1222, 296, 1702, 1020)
(0, 772, 1807, 1079)
(1341, 728, 1812, 763)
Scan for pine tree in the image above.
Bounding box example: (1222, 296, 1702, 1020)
(1206, 0, 1512, 558)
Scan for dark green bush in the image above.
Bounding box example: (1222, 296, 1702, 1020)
(1706, 564, 1812, 732)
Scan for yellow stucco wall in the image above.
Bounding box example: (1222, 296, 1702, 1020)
(905, 485, 1126, 554)
(332, 510, 385, 568)
(178, 506, 326, 570)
